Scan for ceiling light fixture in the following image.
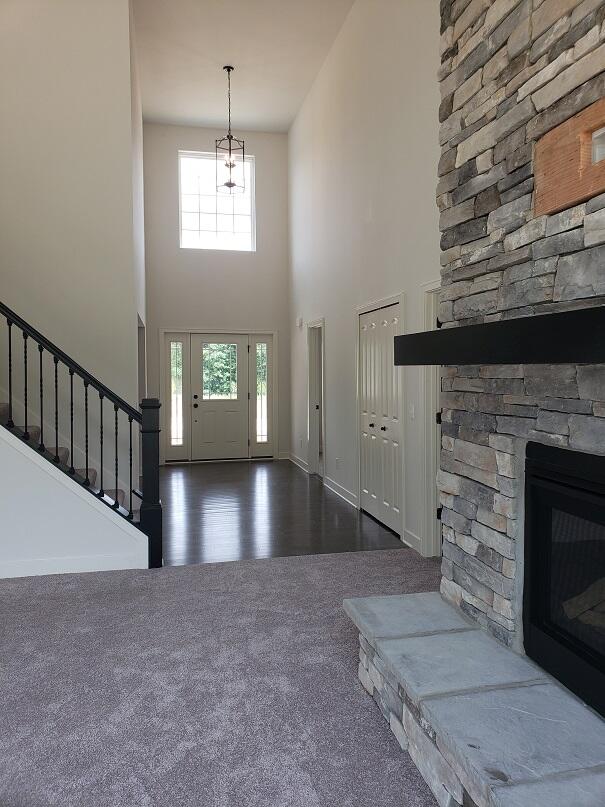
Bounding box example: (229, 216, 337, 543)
(216, 65, 245, 195)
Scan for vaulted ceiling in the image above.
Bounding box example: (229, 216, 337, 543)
(132, 0, 354, 132)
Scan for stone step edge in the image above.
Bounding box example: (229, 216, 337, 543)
(343, 591, 479, 648)
(348, 593, 605, 807)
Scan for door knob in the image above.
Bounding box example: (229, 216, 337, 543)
(369, 423, 375, 428)
(193, 403, 199, 409)
(380, 426, 387, 431)
(193, 394, 198, 400)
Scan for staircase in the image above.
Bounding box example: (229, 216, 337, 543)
(0, 300, 162, 568)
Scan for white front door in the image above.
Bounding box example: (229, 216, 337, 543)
(359, 304, 402, 534)
(190, 334, 249, 460)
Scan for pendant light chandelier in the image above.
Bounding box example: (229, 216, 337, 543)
(216, 65, 245, 195)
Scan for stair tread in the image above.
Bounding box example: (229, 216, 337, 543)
(75, 468, 98, 486)
(103, 488, 126, 507)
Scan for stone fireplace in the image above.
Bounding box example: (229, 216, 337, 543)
(343, 4, 605, 804)
(436, 0, 605, 653)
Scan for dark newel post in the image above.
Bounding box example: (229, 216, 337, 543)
(140, 398, 162, 569)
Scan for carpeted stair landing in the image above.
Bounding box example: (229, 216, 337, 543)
(0, 549, 440, 807)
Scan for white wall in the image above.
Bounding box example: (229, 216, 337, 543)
(143, 123, 291, 456)
(288, 0, 440, 546)
(0, 427, 147, 578)
(0, 0, 140, 405)
(130, 0, 146, 325)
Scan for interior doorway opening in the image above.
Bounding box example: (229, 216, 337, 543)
(307, 319, 325, 477)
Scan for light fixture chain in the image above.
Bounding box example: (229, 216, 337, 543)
(227, 68, 232, 135)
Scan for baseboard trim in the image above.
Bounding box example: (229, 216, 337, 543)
(289, 453, 309, 473)
(324, 476, 358, 508)
(278, 450, 290, 460)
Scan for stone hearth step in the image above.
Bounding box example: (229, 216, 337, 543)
(344, 592, 605, 807)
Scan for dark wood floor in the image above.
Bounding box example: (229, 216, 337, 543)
(161, 459, 404, 566)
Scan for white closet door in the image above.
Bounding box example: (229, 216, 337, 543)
(190, 334, 249, 460)
(359, 304, 402, 534)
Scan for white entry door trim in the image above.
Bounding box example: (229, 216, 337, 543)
(160, 328, 278, 463)
(356, 293, 406, 538)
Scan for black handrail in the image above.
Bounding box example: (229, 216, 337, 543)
(0, 301, 141, 421)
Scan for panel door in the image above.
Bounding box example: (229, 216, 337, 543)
(359, 304, 402, 534)
(190, 334, 249, 460)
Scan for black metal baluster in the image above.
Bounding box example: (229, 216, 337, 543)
(23, 333, 29, 440)
(113, 404, 119, 508)
(53, 357, 59, 462)
(128, 416, 133, 519)
(84, 382, 90, 486)
(69, 370, 74, 473)
(38, 344, 44, 451)
(99, 394, 104, 496)
(6, 320, 14, 428)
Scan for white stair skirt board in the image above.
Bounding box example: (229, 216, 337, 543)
(0, 426, 148, 578)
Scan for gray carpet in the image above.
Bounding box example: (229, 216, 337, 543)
(0, 549, 440, 806)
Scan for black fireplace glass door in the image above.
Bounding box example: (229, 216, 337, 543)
(550, 508, 605, 659)
(530, 480, 605, 674)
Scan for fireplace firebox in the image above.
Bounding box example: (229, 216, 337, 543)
(524, 442, 605, 717)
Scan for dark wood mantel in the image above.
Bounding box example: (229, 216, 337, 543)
(394, 306, 605, 366)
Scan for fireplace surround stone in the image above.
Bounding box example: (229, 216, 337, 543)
(437, 0, 605, 650)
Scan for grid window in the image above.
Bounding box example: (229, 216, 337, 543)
(179, 151, 255, 251)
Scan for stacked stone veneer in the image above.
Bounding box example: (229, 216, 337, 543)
(437, 0, 605, 648)
(358, 634, 469, 807)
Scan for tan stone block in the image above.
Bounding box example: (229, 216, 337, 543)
(517, 49, 574, 101)
(455, 531, 480, 556)
(454, 0, 491, 41)
(454, 439, 498, 472)
(532, 42, 605, 111)
(453, 69, 483, 111)
(493, 593, 514, 619)
(532, 0, 584, 39)
(502, 558, 516, 579)
(485, 0, 524, 33)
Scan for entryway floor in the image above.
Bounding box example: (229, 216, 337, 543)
(0, 550, 440, 807)
(161, 459, 404, 566)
